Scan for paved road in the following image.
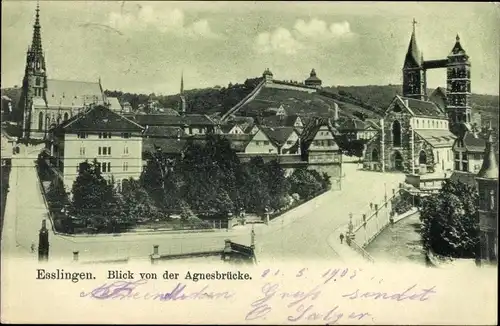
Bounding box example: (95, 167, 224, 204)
(1, 146, 404, 263)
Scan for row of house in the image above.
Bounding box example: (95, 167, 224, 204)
(42, 104, 342, 193)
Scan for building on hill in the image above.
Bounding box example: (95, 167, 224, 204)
(46, 105, 144, 192)
(300, 119, 342, 189)
(475, 129, 498, 264)
(401, 20, 472, 135)
(304, 69, 322, 88)
(18, 4, 109, 140)
(363, 95, 456, 174)
(338, 117, 379, 141)
(262, 68, 273, 84)
(220, 123, 245, 135)
(258, 114, 306, 133)
(243, 125, 300, 155)
(132, 114, 216, 136)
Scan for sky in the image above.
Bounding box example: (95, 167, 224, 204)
(2, 1, 499, 96)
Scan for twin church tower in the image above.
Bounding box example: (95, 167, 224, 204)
(403, 19, 471, 133)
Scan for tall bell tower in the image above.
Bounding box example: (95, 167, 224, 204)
(446, 34, 472, 131)
(402, 19, 426, 100)
(19, 2, 47, 139)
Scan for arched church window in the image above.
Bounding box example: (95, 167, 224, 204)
(372, 148, 379, 162)
(57, 115, 61, 125)
(64, 112, 69, 121)
(38, 112, 44, 131)
(427, 120, 430, 128)
(35, 77, 41, 86)
(392, 120, 402, 147)
(416, 120, 419, 128)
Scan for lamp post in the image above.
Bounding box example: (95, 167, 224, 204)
(347, 213, 354, 246)
(38, 219, 49, 262)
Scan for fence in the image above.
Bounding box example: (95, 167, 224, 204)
(348, 189, 402, 261)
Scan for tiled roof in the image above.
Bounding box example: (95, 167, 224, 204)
(414, 129, 457, 148)
(400, 96, 446, 118)
(143, 126, 186, 138)
(60, 105, 143, 133)
(143, 137, 188, 155)
(133, 114, 215, 127)
(45, 79, 104, 107)
(462, 132, 486, 152)
(260, 126, 296, 147)
(220, 124, 238, 133)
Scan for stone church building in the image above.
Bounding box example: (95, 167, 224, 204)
(18, 4, 109, 140)
(364, 21, 473, 174)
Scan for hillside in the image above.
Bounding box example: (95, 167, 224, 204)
(3, 82, 497, 127)
(324, 85, 499, 127)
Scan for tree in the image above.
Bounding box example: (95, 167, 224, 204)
(419, 179, 479, 258)
(121, 178, 160, 224)
(288, 168, 323, 200)
(266, 160, 290, 211)
(71, 160, 119, 231)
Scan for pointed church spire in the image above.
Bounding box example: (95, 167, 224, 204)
(179, 71, 187, 115)
(404, 18, 421, 67)
(180, 70, 184, 94)
(450, 33, 466, 55)
(477, 124, 498, 179)
(31, 1, 43, 54)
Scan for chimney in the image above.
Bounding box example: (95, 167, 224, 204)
(153, 245, 159, 256)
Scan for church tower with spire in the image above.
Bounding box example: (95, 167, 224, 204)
(402, 19, 426, 100)
(475, 125, 498, 264)
(446, 34, 472, 131)
(20, 2, 47, 139)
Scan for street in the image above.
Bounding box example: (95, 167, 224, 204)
(1, 146, 404, 263)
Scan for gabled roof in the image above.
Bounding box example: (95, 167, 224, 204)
(60, 105, 143, 133)
(414, 129, 457, 148)
(106, 97, 122, 111)
(45, 79, 104, 107)
(429, 87, 447, 112)
(398, 96, 446, 118)
(300, 118, 336, 148)
(222, 134, 253, 152)
(260, 126, 297, 147)
(133, 114, 215, 127)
